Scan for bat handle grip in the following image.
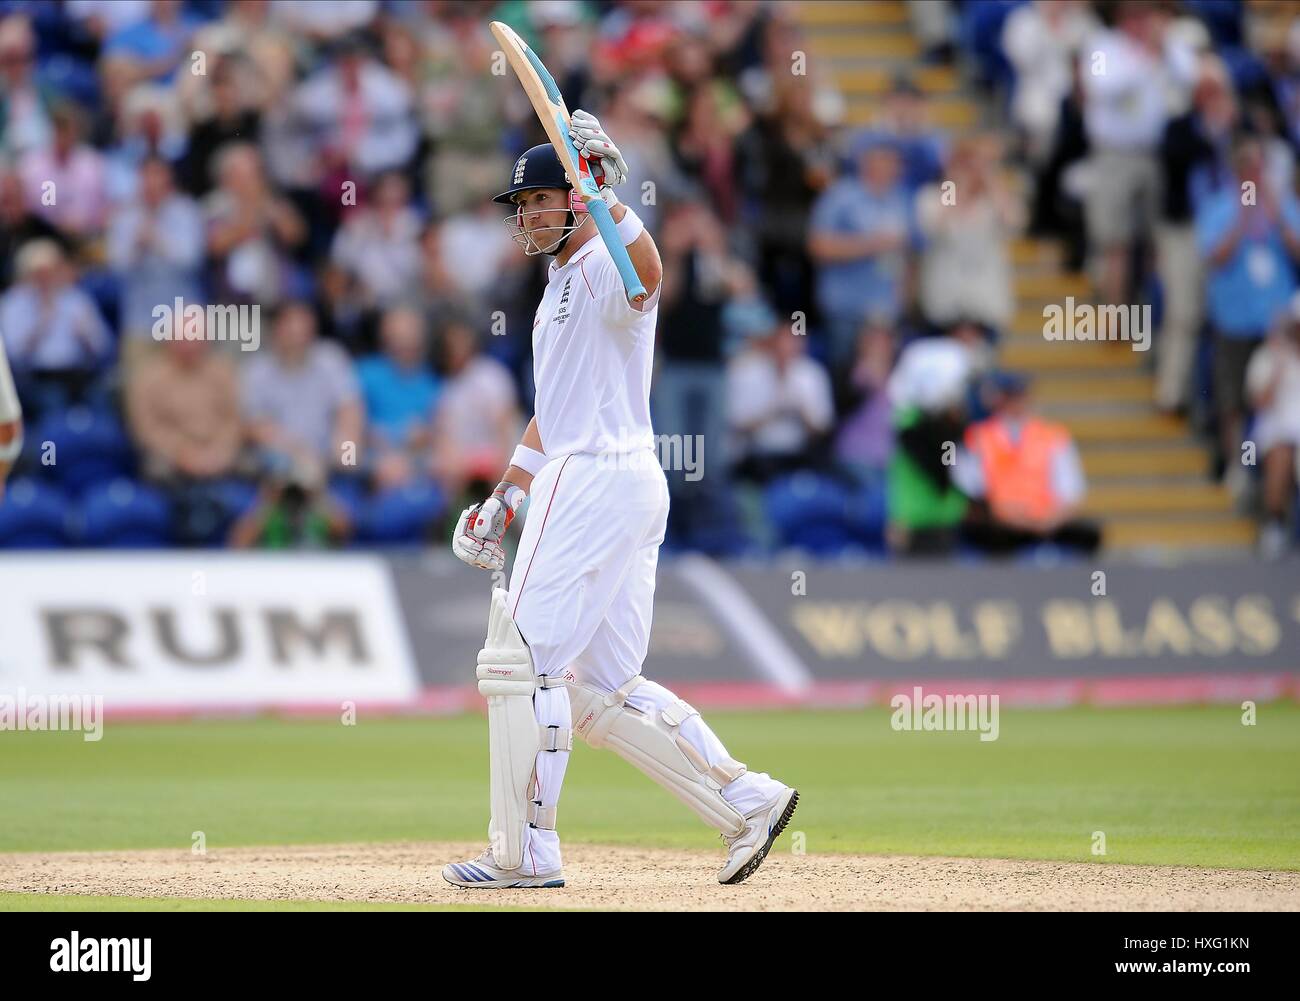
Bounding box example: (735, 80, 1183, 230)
(586, 198, 647, 304)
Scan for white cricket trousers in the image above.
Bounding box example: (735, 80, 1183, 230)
(506, 450, 784, 874)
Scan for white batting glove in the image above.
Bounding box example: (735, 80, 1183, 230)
(569, 109, 629, 188)
(451, 483, 526, 572)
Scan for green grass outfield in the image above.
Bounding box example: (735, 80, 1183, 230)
(1, 705, 1297, 911)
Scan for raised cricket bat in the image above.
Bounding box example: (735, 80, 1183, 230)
(489, 20, 647, 304)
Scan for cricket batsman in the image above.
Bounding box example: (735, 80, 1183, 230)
(445, 111, 798, 888)
(0, 337, 22, 499)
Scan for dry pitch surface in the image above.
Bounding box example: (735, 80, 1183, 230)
(2, 842, 1298, 911)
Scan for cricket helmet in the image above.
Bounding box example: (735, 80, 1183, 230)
(495, 144, 598, 256)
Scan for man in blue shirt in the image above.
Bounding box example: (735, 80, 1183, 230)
(809, 141, 914, 368)
(357, 306, 441, 490)
(1197, 134, 1300, 480)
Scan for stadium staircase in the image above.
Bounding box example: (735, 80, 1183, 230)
(797, 0, 1255, 557)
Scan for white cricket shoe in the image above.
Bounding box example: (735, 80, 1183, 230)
(717, 786, 799, 885)
(442, 845, 565, 889)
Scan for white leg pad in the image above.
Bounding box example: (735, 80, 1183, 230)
(477, 589, 572, 870)
(566, 676, 748, 837)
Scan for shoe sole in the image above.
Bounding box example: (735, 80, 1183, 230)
(720, 788, 799, 886)
(442, 867, 565, 889)
(444, 876, 565, 889)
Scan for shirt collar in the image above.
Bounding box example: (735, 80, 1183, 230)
(548, 241, 600, 279)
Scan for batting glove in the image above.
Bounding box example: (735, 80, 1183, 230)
(569, 109, 629, 187)
(451, 482, 526, 572)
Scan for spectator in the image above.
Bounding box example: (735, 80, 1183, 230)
(359, 306, 441, 491)
(125, 327, 243, 545)
(1080, 1, 1197, 313)
(18, 100, 108, 239)
(1002, 0, 1097, 165)
(229, 455, 351, 549)
(177, 53, 263, 197)
(102, 84, 188, 205)
(63, 1, 152, 42)
(1246, 292, 1300, 560)
(834, 318, 896, 483)
(204, 142, 306, 306)
(290, 31, 418, 183)
(736, 78, 835, 321)
(409, 4, 513, 215)
(727, 307, 834, 485)
(421, 200, 522, 321)
(673, 82, 746, 226)
(101, 0, 204, 87)
(0, 239, 112, 412)
(271, 0, 378, 43)
(242, 301, 363, 472)
(0, 166, 64, 287)
(657, 198, 745, 544)
(885, 327, 977, 555)
(809, 141, 913, 367)
(954, 373, 1101, 556)
(0, 14, 53, 157)
(330, 170, 424, 312)
(1197, 134, 1300, 491)
(915, 135, 1023, 333)
(429, 319, 520, 503)
(1155, 55, 1237, 415)
(107, 155, 204, 349)
(852, 74, 945, 195)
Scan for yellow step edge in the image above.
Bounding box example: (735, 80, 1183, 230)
(797, 2, 908, 26)
(1010, 239, 1064, 266)
(808, 34, 921, 59)
(833, 66, 960, 94)
(1061, 413, 1188, 442)
(1102, 519, 1256, 549)
(845, 101, 976, 129)
(1082, 448, 1207, 478)
(1033, 375, 1155, 403)
(1015, 274, 1092, 298)
(1081, 484, 1233, 516)
(1001, 344, 1142, 370)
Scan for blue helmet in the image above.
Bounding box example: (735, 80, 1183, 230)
(495, 143, 590, 256)
(494, 144, 577, 205)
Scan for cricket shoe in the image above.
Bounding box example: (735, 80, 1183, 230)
(718, 785, 799, 885)
(442, 845, 565, 889)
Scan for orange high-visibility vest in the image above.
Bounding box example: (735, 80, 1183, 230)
(965, 416, 1071, 524)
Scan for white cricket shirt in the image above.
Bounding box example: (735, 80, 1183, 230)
(531, 238, 660, 458)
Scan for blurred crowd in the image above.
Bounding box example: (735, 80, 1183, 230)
(0, 0, 1297, 560)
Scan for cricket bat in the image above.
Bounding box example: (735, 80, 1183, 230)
(489, 20, 648, 304)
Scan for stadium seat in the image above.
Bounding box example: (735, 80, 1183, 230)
(76, 479, 172, 548)
(36, 407, 135, 496)
(0, 478, 72, 548)
(959, 0, 1023, 90)
(328, 475, 369, 523)
(844, 477, 889, 549)
(356, 479, 446, 544)
(764, 472, 858, 556)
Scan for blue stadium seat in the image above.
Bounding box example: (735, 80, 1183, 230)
(960, 0, 1024, 90)
(844, 477, 888, 549)
(0, 478, 72, 548)
(77, 479, 172, 548)
(764, 472, 857, 556)
(36, 407, 135, 496)
(328, 475, 369, 523)
(357, 479, 446, 544)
